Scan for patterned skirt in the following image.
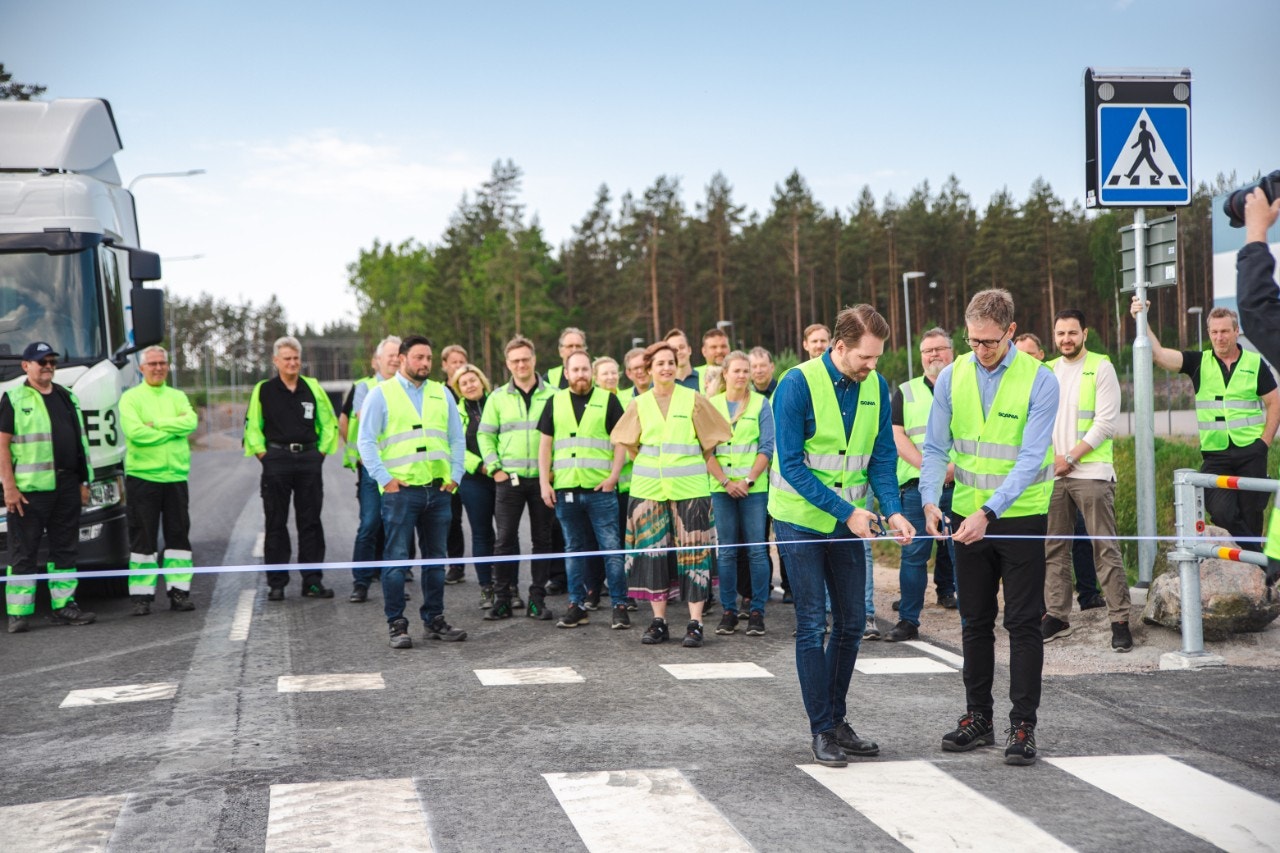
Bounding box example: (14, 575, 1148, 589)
(624, 496, 717, 602)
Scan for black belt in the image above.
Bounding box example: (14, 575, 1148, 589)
(268, 441, 317, 453)
(401, 479, 445, 489)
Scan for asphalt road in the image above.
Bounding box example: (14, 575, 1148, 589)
(1, 447, 1278, 852)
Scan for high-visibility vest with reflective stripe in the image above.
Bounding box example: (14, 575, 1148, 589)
(546, 365, 564, 388)
(1266, 506, 1280, 564)
(5, 384, 93, 492)
(1196, 348, 1265, 452)
(478, 380, 555, 477)
(709, 392, 767, 494)
(630, 385, 709, 502)
(768, 359, 880, 533)
(616, 387, 639, 491)
(377, 378, 451, 488)
(551, 387, 613, 490)
(896, 375, 933, 485)
(1046, 350, 1114, 464)
(343, 376, 379, 469)
(950, 351, 1054, 518)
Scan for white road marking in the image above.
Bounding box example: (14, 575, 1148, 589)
(1048, 754, 1280, 853)
(473, 666, 585, 686)
(855, 657, 955, 674)
(252, 532, 265, 558)
(800, 760, 1075, 851)
(228, 588, 256, 641)
(60, 683, 179, 708)
(266, 778, 433, 852)
(903, 639, 965, 667)
(659, 662, 774, 680)
(0, 794, 128, 852)
(277, 673, 386, 693)
(543, 768, 754, 852)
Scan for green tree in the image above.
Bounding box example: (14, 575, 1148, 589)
(0, 64, 46, 100)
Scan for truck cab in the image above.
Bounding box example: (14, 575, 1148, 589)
(0, 98, 166, 582)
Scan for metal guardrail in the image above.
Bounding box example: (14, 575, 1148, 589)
(1165, 468, 1279, 668)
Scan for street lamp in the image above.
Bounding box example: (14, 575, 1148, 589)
(716, 319, 733, 349)
(1187, 306, 1203, 351)
(902, 271, 925, 380)
(128, 169, 206, 192)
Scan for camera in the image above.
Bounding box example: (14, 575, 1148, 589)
(1223, 170, 1280, 228)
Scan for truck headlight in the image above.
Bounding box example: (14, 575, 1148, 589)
(87, 474, 124, 509)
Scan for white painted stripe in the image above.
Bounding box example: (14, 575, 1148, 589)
(903, 639, 965, 667)
(252, 531, 265, 558)
(266, 778, 433, 852)
(659, 662, 775, 680)
(1048, 754, 1280, 853)
(544, 768, 754, 852)
(60, 682, 179, 708)
(474, 666, 584, 686)
(277, 673, 386, 693)
(855, 657, 955, 675)
(229, 588, 256, 641)
(0, 794, 127, 851)
(800, 760, 1075, 852)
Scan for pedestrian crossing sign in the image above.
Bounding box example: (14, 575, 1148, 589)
(1097, 105, 1191, 206)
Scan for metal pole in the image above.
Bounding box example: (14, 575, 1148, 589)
(902, 273, 914, 381)
(1171, 471, 1206, 654)
(1132, 208, 1157, 585)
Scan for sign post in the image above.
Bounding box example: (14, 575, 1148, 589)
(1084, 67, 1192, 586)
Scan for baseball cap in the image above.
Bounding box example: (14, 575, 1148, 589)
(20, 342, 60, 362)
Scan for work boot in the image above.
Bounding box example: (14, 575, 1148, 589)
(8, 615, 29, 634)
(349, 585, 368, 603)
(444, 566, 465, 585)
(425, 615, 467, 642)
(131, 595, 152, 616)
(301, 582, 334, 599)
(389, 618, 413, 649)
(49, 600, 96, 626)
(168, 589, 195, 612)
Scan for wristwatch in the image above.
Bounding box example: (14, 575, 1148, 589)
(981, 505, 998, 524)
(745, 477, 755, 488)
(1064, 454, 1078, 467)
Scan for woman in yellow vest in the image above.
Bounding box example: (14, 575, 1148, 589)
(450, 363, 498, 609)
(610, 341, 732, 648)
(709, 351, 773, 638)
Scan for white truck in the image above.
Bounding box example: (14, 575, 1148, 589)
(0, 98, 166, 591)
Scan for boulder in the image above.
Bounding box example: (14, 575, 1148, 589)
(1143, 554, 1280, 639)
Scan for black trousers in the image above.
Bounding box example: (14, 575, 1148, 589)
(260, 448, 325, 589)
(447, 489, 465, 568)
(8, 472, 80, 574)
(127, 476, 191, 556)
(492, 476, 554, 603)
(1202, 440, 1270, 553)
(951, 512, 1047, 727)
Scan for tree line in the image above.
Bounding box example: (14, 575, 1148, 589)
(347, 160, 1236, 387)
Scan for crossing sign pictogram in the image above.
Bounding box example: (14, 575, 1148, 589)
(1084, 68, 1192, 208)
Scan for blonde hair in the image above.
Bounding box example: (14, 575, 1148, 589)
(449, 363, 493, 396)
(702, 365, 724, 396)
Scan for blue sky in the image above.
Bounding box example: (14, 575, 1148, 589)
(4, 0, 1276, 329)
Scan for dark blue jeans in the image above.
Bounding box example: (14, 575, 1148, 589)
(457, 473, 497, 587)
(380, 485, 452, 625)
(352, 465, 383, 589)
(554, 490, 628, 608)
(897, 484, 955, 625)
(712, 491, 770, 614)
(775, 519, 867, 735)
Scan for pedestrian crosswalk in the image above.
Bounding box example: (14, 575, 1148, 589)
(5, 755, 1278, 852)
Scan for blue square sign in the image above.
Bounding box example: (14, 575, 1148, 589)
(1097, 104, 1191, 205)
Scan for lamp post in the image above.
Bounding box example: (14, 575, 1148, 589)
(902, 271, 925, 380)
(716, 319, 733, 349)
(127, 169, 206, 192)
(1187, 306, 1203, 351)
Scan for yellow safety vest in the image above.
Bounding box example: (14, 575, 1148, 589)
(550, 387, 613, 490)
(1196, 348, 1265, 452)
(1046, 350, 1114, 464)
(630, 385, 709, 502)
(376, 378, 451, 489)
(709, 392, 767, 494)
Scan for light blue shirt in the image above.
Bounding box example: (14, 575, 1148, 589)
(920, 345, 1059, 518)
(357, 372, 465, 487)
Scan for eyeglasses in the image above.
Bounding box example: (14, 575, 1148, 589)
(965, 331, 1009, 350)
(143, 361, 169, 367)
(37, 358, 58, 367)
(920, 346, 952, 356)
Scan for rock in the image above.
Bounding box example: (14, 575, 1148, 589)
(1143, 556, 1280, 639)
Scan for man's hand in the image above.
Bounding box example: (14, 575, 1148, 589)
(1129, 295, 1149, 321)
(725, 479, 750, 499)
(441, 480, 458, 493)
(256, 451, 266, 460)
(541, 482, 556, 508)
(4, 483, 27, 517)
(594, 474, 618, 493)
(80, 483, 90, 507)
(383, 478, 406, 494)
(944, 462, 956, 487)
(846, 507, 877, 539)
(885, 512, 915, 546)
(1245, 186, 1280, 245)
(492, 470, 510, 483)
(1053, 454, 1072, 477)
(923, 502, 945, 537)
(952, 509, 990, 545)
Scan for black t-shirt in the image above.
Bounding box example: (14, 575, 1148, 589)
(1178, 347, 1277, 396)
(259, 376, 319, 445)
(0, 382, 87, 478)
(537, 390, 625, 436)
(890, 376, 935, 427)
(462, 395, 486, 459)
(341, 382, 358, 417)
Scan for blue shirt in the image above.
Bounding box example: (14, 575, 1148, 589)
(772, 349, 903, 533)
(920, 345, 1059, 517)
(724, 394, 776, 459)
(357, 373, 466, 487)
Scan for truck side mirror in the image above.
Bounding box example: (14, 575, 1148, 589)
(112, 287, 165, 366)
(127, 248, 162, 283)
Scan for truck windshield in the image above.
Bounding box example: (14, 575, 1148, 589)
(0, 248, 105, 380)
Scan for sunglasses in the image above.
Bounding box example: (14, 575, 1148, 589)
(37, 358, 58, 367)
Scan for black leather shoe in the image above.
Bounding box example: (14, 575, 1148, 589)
(348, 585, 368, 603)
(302, 583, 334, 599)
(884, 619, 919, 642)
(833, 721, 879, 756)
(811, 731, 848, 768)
(938, 592, 958, 609)
(267, 588, 285, 601)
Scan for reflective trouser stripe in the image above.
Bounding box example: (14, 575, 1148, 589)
(5, 566, 36, 616)
(129, 552, 161, 596)
(48, 565, 78, 609)
(160, 552, 194, 591)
